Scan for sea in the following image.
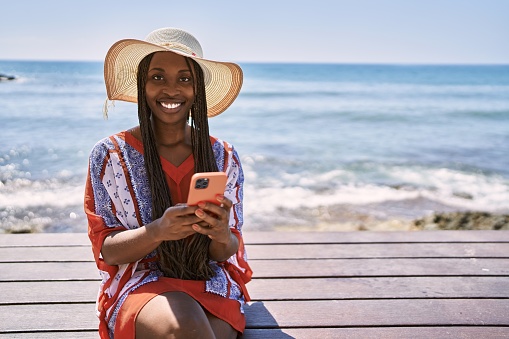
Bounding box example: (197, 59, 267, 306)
(1, 60, 508, 233)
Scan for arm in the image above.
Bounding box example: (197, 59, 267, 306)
(101, 224, 160, 266)
(102, 204, 203, 266)
(193, 196, 240, 262)
(86, 137, 203, 266)
(192, 145, 245, 262)
(209, 230, 240, 262)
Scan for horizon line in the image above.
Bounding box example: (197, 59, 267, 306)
(1, 58, 509, 67)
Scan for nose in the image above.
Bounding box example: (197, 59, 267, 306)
(162, 81, 180, 96)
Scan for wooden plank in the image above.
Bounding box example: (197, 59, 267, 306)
(242, 327, 509, 339)
(0, 233, 91, 247)
(2, 258, 507, 282)
(0, 304, 98, 333)
(0, 246, 93, 263)
(0, 333, 98, 339)
(243, 300, 509, 328)
(2, 230, 509, 248)
(0, 262, 98, 281)
(3, 276, 508, 305)
(246, 243, 509, 259)
(5, 327, 509, 339)
(1, 231, 508, 337)
(2, 242, 508, 263)
(0, 281, 98, 304)
(247, 276, 509, 300)
(243, 230, 509, 244)
(250, 258, 509, 278)
(2, 299, 508, 333)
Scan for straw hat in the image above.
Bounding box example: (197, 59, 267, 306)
(104, 27, 243, 117)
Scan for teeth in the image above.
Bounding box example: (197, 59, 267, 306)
(161, 102, 181, 109)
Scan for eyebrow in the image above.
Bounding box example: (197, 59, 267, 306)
(148, 67, 191, 73)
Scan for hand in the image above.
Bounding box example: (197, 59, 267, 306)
(153, 204, 202, 241)
(192, 195, 232, 244)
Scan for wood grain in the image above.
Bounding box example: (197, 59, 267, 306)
(1, 230, 508, 338)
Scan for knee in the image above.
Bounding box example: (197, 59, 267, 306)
(135, 292, 214, 339)
(171, 312, 213, 338)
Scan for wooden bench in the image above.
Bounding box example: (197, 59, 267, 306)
(1, 230, 508, 338)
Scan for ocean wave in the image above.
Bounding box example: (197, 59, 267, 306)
(2, 61, 508, 233)
(0, 178, 84, 208)
(0, 164, 507, 233)
(241, 159, 509, 217)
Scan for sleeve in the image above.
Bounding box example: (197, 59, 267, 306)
(222, 144, 253, 289)
(84, 140, 125, 266)
(224, 146, 245, 233)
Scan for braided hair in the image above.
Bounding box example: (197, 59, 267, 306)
(137, 52, 218, 280)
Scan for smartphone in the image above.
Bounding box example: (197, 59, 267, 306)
(187, 172, 227, 206)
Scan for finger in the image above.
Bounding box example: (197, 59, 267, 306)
(180, 225, 199, 237)
(161, 224, 196, 241)
(190, 220, 209, 229)
(216, 194, 233, 209)
(191, 223, 214, 236)
(178, 214, 204, 226)
(196, 220, 209, 227)
(197, 200, 231, 220)
(165, 204, 198, 217)
(192, 222, 233, 243)
(195, 205, 231, 226)
(194, 208, 216, 223)
(195, 215, 232, 243)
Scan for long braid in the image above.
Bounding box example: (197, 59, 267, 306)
(187, 58, 219, 174)
(137, 54, 172, 219)
(173, 58, 218, 278)
(137, 53, 216, 280)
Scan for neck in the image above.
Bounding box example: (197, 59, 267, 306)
(152, 120, 191, 147)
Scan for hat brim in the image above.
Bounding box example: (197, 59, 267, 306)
(104, 39, 243, 117)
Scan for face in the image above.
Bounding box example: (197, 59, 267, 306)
(145, 51, 196, 126)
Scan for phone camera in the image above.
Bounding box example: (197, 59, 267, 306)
(195, 178, 209, 189)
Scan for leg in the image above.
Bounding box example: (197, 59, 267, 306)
(206, 311, 238, 339)
(135, 291, 215, 339)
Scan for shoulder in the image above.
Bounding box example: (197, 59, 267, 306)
(88, 131, 126, 163)
(210, 135, 237, 155)
(210, 136, 242, 174)
(92, 131, 127, 149)
(210, 136, 240, 165)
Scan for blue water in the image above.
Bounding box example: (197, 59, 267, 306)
(1, 60, 508, 232)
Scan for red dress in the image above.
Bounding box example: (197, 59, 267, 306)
(85, 131, 252, 338)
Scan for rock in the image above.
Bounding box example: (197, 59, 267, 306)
(453, 191, 474, 200)
(0, 73, 16, 81)
(413, 211, 509, 230)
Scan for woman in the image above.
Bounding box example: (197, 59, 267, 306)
(85, 27, 251, 338)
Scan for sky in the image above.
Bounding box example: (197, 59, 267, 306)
(1, 0, 508, 64)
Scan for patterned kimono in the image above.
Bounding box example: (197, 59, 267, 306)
(84, 131, 252, 338)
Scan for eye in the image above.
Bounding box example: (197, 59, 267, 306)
(151, 74, 164, 81)
(180, 76, 192, 83)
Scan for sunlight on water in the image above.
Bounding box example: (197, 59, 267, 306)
(1, 61, 508, 232)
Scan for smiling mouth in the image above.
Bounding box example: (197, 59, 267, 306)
(160, 102, 182, 109)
